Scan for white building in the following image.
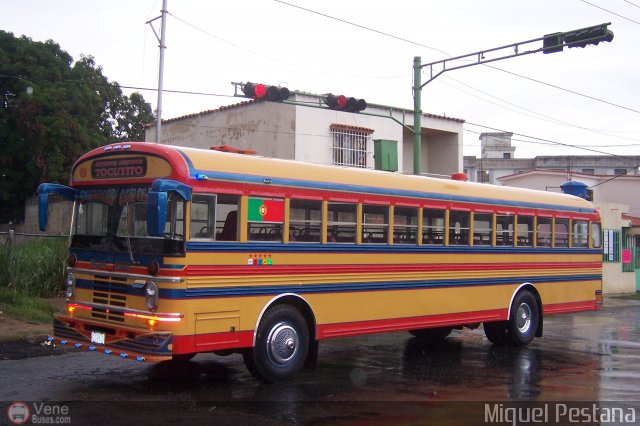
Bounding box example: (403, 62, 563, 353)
(144, 92, 465, 176)
(465, 132, 640, 185)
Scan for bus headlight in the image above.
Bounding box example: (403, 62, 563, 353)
(145, 281, 159, 312)
(65, 273, 75, 301)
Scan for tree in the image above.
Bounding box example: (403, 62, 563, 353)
(0, 31, 155, 223)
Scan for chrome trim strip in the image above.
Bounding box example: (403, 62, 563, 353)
(69, 267, 183, 283)
(71, 301, 183, 318)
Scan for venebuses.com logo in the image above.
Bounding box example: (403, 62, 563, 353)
(6, 401, 71, 425)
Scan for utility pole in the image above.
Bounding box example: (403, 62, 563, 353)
(411, 22, 613, 175)
(147, 0, 168, 143)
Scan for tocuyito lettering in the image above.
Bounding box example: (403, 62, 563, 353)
(92, 157, 147, 179)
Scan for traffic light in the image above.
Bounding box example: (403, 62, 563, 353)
(543, 24, 613, 54)
(324, 94, 367, 113)
(241, 82, 290, 102)
(564, 25, 614, 48)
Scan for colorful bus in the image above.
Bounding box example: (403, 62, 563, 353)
(38, 142, 602, 382)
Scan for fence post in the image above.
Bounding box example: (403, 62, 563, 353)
(8, 229, 14, 280)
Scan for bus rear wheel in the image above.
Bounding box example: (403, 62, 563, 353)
(507, 290, 539, 346)
(243, 304, 309, 383)
(484, 290, 539, 347)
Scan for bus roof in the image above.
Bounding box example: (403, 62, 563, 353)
(73, 143, 597, 215)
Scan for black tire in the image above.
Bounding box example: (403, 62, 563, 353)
(243, 304, 309, 383)
(484, 321, 509, 345)
(170, 353, 196, 363)
(506, 290, 539, 346)
(409, 326, 452, 340)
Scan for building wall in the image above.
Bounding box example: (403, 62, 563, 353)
(145, 102, 297, 159)
(597, 202, 636, 294)
(145, 94, 465, 176)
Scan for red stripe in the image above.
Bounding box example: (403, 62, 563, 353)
(317, 309, 507, 339)
(172, 331, 254, 354)
(543, 300, 596, 315)
(185, 262, 602, 277)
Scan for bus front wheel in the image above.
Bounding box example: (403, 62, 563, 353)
(243, 304, 310, 383)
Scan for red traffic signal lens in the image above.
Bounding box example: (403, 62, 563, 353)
(336, 95, 347, 108)
(242, 82, 267, 99)
(254, 84, 267, 98)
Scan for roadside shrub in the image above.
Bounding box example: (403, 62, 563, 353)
(0, 237, 67, 297)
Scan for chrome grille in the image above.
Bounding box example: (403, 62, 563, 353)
(91, 274, 128, 322)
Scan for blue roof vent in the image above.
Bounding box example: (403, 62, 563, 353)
(560, 181, 589, 199)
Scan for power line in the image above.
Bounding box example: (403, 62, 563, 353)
(273, 0, 640, 118)
(440, 76, 640, 142)
(273, 0, 450, 56)
(578, 0, 640, 25)
(0, 74, 235, 98)
(623, 0, 640, 9)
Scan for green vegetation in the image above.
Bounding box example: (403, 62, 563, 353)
(0, 237, 66, 323)
(0, 30, 155, 223)
(0, 289, 57, 324)
(0, 237, 67, 297)
(613, 293, 640, 301)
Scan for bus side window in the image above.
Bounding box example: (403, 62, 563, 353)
(591, 222, 602, 248)
(496, 214, 514, 246)
(423, 208, 445, 245)
(247, 197, 284, 242)
(327, 202, 357, 243)
(517, 215, 534, 247)
(449, 210, 470, 245)
(362, 204, 389, 244)
(394, 207, 418, 245)
(216, 194, 240, 242)
(537, 217, 552, 247)
(190, 194, 216, 240)
(572, 219, 589, 248)
(473, 213, 493, 246)
(555, 218, 569, 248)
(290, 199, 322, 243)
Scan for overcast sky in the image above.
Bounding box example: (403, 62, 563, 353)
(2, 0, 639, 158)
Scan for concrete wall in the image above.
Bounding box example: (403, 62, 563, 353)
(145, 95, 465, 176)
(597, 202, 636, 294)
(146, 101, 296, 159)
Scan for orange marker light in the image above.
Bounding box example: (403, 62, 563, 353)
(68, 306, 76, 316)
(147, 319, 158, 329)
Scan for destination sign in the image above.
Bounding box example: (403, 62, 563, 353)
(92, 157, 147, 179)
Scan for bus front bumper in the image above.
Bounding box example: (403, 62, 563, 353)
(51, 313, 174, 362)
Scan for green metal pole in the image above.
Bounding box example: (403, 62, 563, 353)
(413, 56, 422, 175)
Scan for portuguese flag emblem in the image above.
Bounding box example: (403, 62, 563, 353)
(248, 198, 284, 223)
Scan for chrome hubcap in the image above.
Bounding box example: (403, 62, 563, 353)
(516, 303, 532, 334)
(267, 322, 298, 364)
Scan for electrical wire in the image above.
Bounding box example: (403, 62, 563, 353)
(578, 0, 640, 25)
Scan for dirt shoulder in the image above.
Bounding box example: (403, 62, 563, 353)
(0, 297, 68, 360)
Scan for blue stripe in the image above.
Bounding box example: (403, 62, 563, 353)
(163, 274, 601, 299)
(186, 241, 601, 255)
(177, 149, 595, 213)
(71, 249, 183, 269)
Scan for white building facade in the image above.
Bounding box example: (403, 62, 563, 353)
(144, 92, 465, 176)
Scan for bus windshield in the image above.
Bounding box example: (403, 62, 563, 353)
(71, 186, 185, 256)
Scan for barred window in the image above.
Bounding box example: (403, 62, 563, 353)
(330, 124, 373, 168)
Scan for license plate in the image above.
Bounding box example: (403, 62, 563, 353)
(90, 331, 106, 345)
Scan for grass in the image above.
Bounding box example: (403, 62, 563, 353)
(613, 293, 640, 300)
(0, 288, 57, 324)
(0, 237, 67, 323)
(0, 237, 67, 297)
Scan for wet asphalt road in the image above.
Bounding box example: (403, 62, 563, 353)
(2, 299, 640, 425)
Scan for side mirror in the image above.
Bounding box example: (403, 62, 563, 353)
(146, 179, 191, 237)
(37, 183, 76, 232)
